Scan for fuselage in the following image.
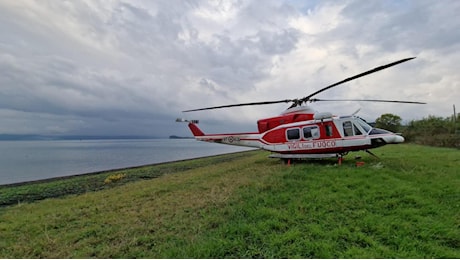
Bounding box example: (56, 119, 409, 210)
(187, 110, 404, 158)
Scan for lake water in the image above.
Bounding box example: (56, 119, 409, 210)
(0, 139, 255, 185)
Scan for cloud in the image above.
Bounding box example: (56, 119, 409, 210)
(0, 0, 459, 137)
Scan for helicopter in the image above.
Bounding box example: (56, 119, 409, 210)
(177, 57, 426, 164)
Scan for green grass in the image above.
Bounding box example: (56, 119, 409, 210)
(0, 152, 251, 206)
(0, 144, 458, 258)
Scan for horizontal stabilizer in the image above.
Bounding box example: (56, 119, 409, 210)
(176, 118, 199, 124)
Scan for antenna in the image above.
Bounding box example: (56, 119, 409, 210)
(453, 104, 457, 134)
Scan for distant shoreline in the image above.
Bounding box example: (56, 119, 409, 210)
(169, 135, 194, 139)
(0, 134, 162, 141)
(0, 135, 195, 141)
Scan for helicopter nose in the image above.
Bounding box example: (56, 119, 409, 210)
(381, 134, 404, 144)
(393, 135, 405, 143)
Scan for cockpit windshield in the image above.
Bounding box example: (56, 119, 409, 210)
(356, 118, 372, 134)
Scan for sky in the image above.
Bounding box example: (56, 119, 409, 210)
(0, 0, 459, 137)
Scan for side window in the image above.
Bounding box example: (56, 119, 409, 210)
(325, 124, 333, 137)
(303, 126, 319, 139)
(286, 128, 300, 141)
(343, 121, 353, 136)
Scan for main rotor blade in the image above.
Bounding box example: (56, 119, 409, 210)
(183, 99, 296, 112)
(300, 57, 416, 103)
(309, 98, 426, 104)
(184, 57, 417, 112)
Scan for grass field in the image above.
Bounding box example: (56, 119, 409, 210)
(0, 144, 459, 258)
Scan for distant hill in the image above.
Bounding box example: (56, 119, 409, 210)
(169, 135, 194, 139)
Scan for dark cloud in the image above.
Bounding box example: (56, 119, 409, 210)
(0, 0, 458, 137)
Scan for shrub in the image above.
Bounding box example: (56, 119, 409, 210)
(104, 173, 127, 184)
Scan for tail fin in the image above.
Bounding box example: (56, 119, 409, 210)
(176, 118, 204, 137)
(188, 123, 205, 137)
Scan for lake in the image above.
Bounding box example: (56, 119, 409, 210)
(0, 139, 255, 185)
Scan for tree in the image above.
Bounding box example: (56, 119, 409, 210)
(375, 113, 402, 133)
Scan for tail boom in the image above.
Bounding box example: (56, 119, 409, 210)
(187, 123, 263, 149)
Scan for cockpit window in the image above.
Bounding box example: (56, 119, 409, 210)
(357, 118, 372, 133)
(353, 124, 363, 135)
(343, 121, 365, 136)
(369, 128, 391, 135)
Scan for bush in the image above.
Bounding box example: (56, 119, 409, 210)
(104, 173, 127, 184)
(401, 114, 460, 148)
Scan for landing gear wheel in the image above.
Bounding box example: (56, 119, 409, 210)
(282, 158, 291, 165)
(337, 153, 347, 165)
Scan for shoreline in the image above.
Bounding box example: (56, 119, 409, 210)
(0, 150, 261, 207)
(0, 150, 258, 188)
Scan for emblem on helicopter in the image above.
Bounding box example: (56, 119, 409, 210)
(223, 136, 240, 143)
(178, 57, 426, 163)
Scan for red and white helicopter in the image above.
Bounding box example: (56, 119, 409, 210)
(178, 57, 425, 163)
